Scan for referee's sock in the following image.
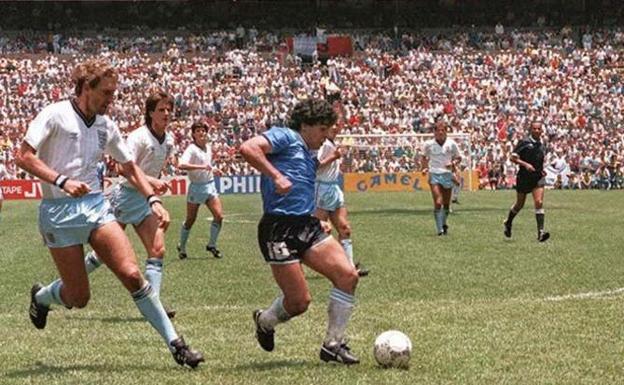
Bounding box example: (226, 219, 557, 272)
(506, 207, 519, 225)
(535, 209, 545, 233)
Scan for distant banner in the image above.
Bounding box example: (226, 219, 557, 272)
(0, 175, 262, 200)
(343, 171, 479, 192)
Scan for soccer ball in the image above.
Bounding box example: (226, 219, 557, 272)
(373, 330, 412, 369)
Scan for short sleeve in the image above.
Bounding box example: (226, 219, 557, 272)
(24, 105, 56, 151)
(513, 139, 529, 156)
(262, 127, 294, 154)
(422, 141, 431, 157)
(179, 146, 194, 164)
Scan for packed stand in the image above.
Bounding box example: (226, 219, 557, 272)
(1, 27, 624, 189)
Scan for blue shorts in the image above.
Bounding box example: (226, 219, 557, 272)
(188, 181, 219, 205)
(39, 193, 116, 248)
(315, 181, 344, 211)
(110, 185, 152, 225)
(429, 172, 454, 189)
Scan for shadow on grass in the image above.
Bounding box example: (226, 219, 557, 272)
(5, 361, 169, 378)
(224, 359, 315, 372)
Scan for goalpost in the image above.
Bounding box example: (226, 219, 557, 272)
(336, 133, 474, 191)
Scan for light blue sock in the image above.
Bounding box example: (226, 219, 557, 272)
(132, 283, 178, 345)
(443, 208, 450, 227)
(85, 250, 103, 274)
(208, 221, 222, 248)
(258, 295, 291, 330)
(179, 224, 191, 252)
(35, 279, 65, 307)
(145, 258, 163, 297)
(340, 239, 355, 267)
(434, 208, 444, 233)
(325, 287, 355, 346)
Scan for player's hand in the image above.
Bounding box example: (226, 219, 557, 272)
(524, 163, 536, 172)
(333, 147, 343, 160)
(273, 174, 292, 195)
(213, 168, 223, 177)
(151, 180, 170, 195)
(422, 168, 428, 175)
(205, 164, 213, 171)
(320, 220, 333, 234)
(63, 180, 91, 197)
(151, 202, 170, 230)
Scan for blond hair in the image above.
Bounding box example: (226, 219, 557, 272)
(71, 58, 118, 96)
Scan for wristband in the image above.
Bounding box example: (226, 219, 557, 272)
(54, 175, 69, 189)
(147, 194, 162, 206)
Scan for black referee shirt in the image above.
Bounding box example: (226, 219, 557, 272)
(513, 136, 545, 177)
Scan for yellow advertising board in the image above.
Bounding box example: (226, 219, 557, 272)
(343, 171, 479, 192)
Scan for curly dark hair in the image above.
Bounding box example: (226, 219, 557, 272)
(287, 98, 337, 132)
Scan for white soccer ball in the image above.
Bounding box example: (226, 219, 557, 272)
(373, 330, 412, 369)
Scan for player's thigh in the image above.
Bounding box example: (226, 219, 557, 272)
(269, 262, 310, 304)
(206, 196, 223, 219)
(90, 222, 142, 292)
(302, 237, 357, 293)
(134, 214, 166, 258)
(430, 183, 443, 201)
(48, 244, 90, 294)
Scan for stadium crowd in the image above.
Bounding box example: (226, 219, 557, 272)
(2, 26, 624, 189)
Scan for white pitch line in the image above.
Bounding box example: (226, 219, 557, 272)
(544, 287, 624, 302)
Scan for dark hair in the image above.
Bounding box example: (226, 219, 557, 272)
(190, 121, 208, 134)
(287, 98, 337, 132)
(71, 58, 117, 96)
(144, 90, 173, 127)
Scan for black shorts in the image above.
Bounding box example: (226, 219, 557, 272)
(258, 214, 330, 264)
(516, 173, 546, 194)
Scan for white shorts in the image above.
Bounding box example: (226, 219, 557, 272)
(187, 181, 219, 205)
(39, 193, 116, 248)
(110, 185, 152, 225)
(315, 181, 345, 211)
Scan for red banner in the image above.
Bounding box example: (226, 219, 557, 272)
(0, 179, 42, 199)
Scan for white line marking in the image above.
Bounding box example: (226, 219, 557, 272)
(544, 287, 624, 301)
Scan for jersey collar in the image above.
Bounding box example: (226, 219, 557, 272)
(147, 125, 166, 144)
(70, 99, 96, 128)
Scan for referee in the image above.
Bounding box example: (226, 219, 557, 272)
(504, 120, 550, 242)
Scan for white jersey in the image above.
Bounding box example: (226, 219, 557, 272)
(179, 143, 214, 183)
(316, 139, 340, 182)
(25, 100, 132, 199)
(423, 138, 460, 174)
(121, 125, 176, 188)
(0, 163, 11, 179)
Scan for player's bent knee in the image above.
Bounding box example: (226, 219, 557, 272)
(149, 245, 166, 259)
(336, 268, 359, 292)
(339, 223, 351, 239)
(286, 295, 311, 316)
(118, 268, 144, 291)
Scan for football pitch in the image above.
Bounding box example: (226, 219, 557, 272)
(1, 190, 623, 385)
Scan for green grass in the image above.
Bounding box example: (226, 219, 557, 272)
(1, 191, 623, 385)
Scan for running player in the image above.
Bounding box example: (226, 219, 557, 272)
(240, 98, 360, 365)
(314, 106, 369, 277)
(82, 90, 178, 317)
(17, 59, 203, 368)
(422, 117, 461, 235)
(503, 120, 550, 242)
(177, 121, 224, 259)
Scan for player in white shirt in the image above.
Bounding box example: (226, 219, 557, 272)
(314, 109, 368, 277)
(177, 122, 225, 259)
(82, 90, 178, 318)
(16, 59, 203, 368)
(422, 117, 461, 236)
